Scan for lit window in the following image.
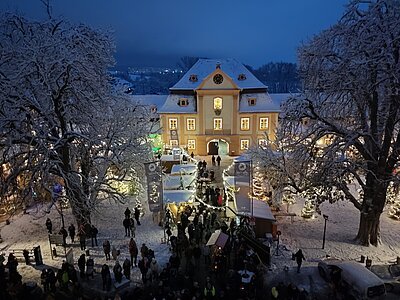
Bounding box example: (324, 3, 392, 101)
(169, 118, 178, 130)
(258, 139, 267, 148)
(179, 98, 188, 106)
(170, 140, 178, 147)
(240, 139, 250, 150)
(259, 117, 269, 130)
(248, 98, 256, 106)
(188, 139, 196, 150)
(214, 97, 223, 110)
(186, 118, 196, 131)
(241, 118, 250, 131)
(214, 118, 223, 130)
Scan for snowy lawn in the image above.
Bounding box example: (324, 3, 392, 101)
(270, 198, 400, 273)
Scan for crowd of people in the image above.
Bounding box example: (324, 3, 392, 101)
(0, 155, 313, 300)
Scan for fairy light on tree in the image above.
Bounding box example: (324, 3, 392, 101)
(387, 183, 400, 220)
(282, 190, 296, 213)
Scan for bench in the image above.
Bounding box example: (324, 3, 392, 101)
(273, 212, 297, 223)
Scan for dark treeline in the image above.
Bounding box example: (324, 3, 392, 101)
(112, 57, 300, 94)
(248, 62, 301, 94)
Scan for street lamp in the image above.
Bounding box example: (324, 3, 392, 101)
(322, 214, 329, 249)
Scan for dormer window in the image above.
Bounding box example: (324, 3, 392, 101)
(189, 74, 198, 82)
(248, 98, 256, 106)
(238, 73, 247, 81)
(178, 98, 189, 106)
(150, 105, 157, 113)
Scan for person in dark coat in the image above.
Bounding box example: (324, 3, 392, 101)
(101, 264, 111, 291)
(86, 256, 94, 279)
(134, 207, 141, 225)
(7, 253, 18, 274)
(78, 254, 86, 278)
(45, 218, 53, 234)
(211, 155, 216, 166)
(123, 217, 131, 237)
(90, 225, 98, 247)
(202, 160, 207, 169)
(124, 207, 131, 219)
(123, 258, 131, 279)
(216, 155, 221, 166)
(68, 224, 76, 243)
(113, 260, 123, 283)
(103, 240, 111, 260)
(59, 227, 68, 245)
(294, 249, 306, 273)
(78, 226, 86, 250)
(129, 238, 139, 267)
(190, 152, 194, 159)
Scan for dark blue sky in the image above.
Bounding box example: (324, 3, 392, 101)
(0, 0, 349, 68)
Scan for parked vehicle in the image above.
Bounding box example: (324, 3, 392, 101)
(370, 264, 400, 294)
(318, 258, 386, 299)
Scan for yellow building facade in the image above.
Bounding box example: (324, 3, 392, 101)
(159, 59, 281, 156)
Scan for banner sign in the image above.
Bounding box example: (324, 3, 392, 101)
(234, 160, 252, 213)
(144, 161, 163, 212)
(170, 130, 179, 141)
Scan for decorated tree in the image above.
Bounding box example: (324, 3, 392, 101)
(0, 14, 153, 225)
(251, 0, 400, 246)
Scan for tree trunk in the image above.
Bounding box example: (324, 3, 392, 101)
(356, 212, 381, 246)
(356, 175, 387, 246)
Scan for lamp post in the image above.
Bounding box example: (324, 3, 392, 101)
(275, 230, 282, 256)
(322, 214, 329, 249)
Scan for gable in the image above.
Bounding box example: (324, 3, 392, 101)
(197, 68, 239, 90)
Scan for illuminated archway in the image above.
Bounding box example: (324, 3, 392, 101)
(206, 138, 229, 155)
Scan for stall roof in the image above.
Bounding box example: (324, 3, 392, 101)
(163, 174, 197, 190)
(163, 190, 195, 204)
(237, 199, 276, 222)
(206, 230, 229, 248)
(170, 164, 197, 175)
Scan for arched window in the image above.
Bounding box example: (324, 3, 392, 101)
(213, 97, 222, 110)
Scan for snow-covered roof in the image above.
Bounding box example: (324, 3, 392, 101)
(130, 94, 168, 110)
(163, 174, 197, 190)
(158, 94, 196, 114)
(170, 164, 197, 175)
(269, 93, 299, 107)
(239, 93, 281, 113)
(163, 189, 195, 204)
(237, 199, 276, 221)
(170, 58, 267, 91)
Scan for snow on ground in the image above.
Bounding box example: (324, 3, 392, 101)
(0, 194, 168, 285)
(1, 162, 400, 287)
(270, 197, 400, 273)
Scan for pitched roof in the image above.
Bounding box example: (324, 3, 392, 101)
(158, 94, 196, 114)
(170, 58, 267, 91)
(239, 93, 281, 113)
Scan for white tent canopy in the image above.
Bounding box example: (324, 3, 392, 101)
(237, 199, 275, 221)
(163, 190, 195, 204)
(170, 164, 197, 175)
(163, 174, 197, 190)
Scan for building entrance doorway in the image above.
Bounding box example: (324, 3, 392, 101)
(207, 139, 229, 155)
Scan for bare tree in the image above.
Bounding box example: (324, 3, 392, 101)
(0, 14, 153, 226)
(251, 0, 400, 246)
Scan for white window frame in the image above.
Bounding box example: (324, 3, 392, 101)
(259, 117, 269, 130)
(213, 97, 223, 110)
(240, 139, 250, 150)
(186, 118, 196, 131)
(169, 118, 178, 130)
(170, 140, 179, 147)
(213, 118, 223, 130)
(240, 117, 250, 131)
(187, 139, 196, 150)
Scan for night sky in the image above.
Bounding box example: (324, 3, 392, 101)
(0, 0, 348, 68)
